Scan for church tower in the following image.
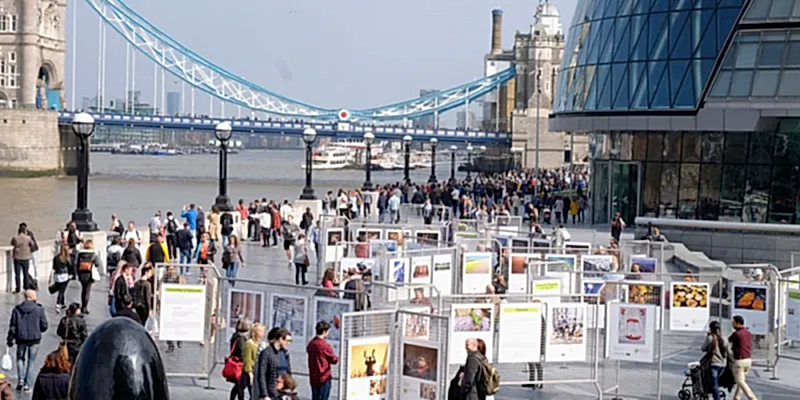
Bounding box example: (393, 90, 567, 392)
(0, 0, 66, 109)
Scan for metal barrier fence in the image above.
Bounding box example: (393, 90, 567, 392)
(152, 262, 222, 382)
(212, 276, 364, 392)
(437, 293, 604, 397)
(338, 308, 451, 400)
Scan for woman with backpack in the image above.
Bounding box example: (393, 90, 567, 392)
(56, 303, 87, 364)
(76, 240, 100, 315)
(223, 235, 245, 287)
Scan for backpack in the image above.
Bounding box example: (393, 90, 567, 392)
(79, 255, 94, 272)
(478, 354, 500, 395)
(107, 251, 121, 272)
(221, 213, 234, 235)
(166, 219, 179, 235)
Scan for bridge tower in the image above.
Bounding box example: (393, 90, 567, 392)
(0, 0, 66, 109)
(509, 0, 589, 169)
(0, 0, 68, 176)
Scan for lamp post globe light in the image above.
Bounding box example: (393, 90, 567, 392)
(300, 128, 318, 200)
(449, 145, 458, 181)
(403, 135, 412, 184)
(466, 144, 474, 180)
(362, 132, 375, 191)
(428, 138, 438, 184)
(214, 121, 234, 211)
(70, 112, 98, 232)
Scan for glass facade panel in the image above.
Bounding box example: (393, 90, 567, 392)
(757, 42, 785, 66)
(769, 165, 799, 223)
(553, 0, 745, 113)
(751, 70, 779, 97)
(663, 132, 682, 161)
(730, 70, 754, 97)
(720, 165, 746, 222)
(590, 128, 800, 224)
(735, 43, 759, 68)
(701, 132, 725, 163)
(778, 69, 800, 95)
(699, 164, 722, 220)
(682, 132, 701, 162)
(660, 163, 680, 218)
(724, 132, 749, 163)
(745, 165, 771, 223)
(679, 163, 700, 218)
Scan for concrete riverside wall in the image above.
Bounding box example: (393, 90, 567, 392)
(0, 109, 62, 176)
(635, 217, 800, 268)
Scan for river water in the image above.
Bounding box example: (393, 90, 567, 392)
(1, 150, 459, 236)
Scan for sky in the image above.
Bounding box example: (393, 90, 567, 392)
(66, 0, 577, 115)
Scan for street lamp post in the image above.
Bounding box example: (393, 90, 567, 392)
(449, 145, 457, 181)
(466, 144, 474, 181)
(70, 112, 98, 231)
(363, 132, 375, 191)
(214, 121, 234, 211)
(428, 138, 438, 184)
(403, 135, 412, 184)
(300, 128, 318, 200)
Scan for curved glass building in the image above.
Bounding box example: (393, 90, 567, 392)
(552, 0, 800, 225)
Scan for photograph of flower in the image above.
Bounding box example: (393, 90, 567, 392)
(452, 307, 492, 332)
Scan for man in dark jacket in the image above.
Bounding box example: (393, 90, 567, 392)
(6, 290, 48, 391)
(256, 328, 292, 399)
(460, 338, 485, 400)
(176, 223, 194, 274)
(114, 294, 143, 325)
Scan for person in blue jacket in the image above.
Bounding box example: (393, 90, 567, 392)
(6, 290, 48, 392)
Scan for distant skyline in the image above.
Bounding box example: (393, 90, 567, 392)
(66, 0, 577, 114)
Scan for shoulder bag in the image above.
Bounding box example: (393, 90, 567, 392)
(221, 337, 243, 383)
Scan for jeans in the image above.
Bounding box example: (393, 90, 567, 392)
(732, 358, 757, 400)
(295, 262, 308, 285)
(236, 371, 251, 400)
(226, 262, 239, 287)
(179, 249, 192, 272)
(13, 259, 31, 292)
(16, 343, 39, 386)
(311, 380, 332, 400)
(222, 235, 230, 248)
(710, 365, 724, 400)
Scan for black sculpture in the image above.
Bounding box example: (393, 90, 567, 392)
(69, 317, 169, 399)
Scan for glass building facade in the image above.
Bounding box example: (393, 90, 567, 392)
(551, 0, 800, 225)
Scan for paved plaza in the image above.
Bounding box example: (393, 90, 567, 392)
(3, 224, 800, 399)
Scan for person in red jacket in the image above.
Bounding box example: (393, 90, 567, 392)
(306, 321, 339, 400)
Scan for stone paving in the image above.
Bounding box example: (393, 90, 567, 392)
(3, 221, 800, 399)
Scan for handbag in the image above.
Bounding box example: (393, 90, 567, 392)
(221, 337, 243, 383)
(1, 349, 11, 370)
(91, 265, 101, 282)
(48, 282, 60, 295)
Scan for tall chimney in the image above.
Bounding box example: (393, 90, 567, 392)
(491, 9, 503, 55)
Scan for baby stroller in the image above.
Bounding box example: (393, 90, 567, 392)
(542, 207, 552, 224)
(678, 362, 726, 400)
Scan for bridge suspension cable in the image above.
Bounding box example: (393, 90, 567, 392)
(86, 0, 515, 121)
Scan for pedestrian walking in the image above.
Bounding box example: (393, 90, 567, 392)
(49, 245, 71, 311)
(56, 303, 87, 365)
(292, 233, 310, 285)
(255, 328, 293, 400)
(6, 290, 48, 392)
(75, 240, 100, 315)
(10, 225, 35, 293)
(223, 235, 245, 287)
(729, 315, 758, 400)
(30, 345, 70, 399)
(307, 321, 339, 400)
(460, 338, 486, 400)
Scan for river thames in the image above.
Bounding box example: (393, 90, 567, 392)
(1, 150, 458, 236)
